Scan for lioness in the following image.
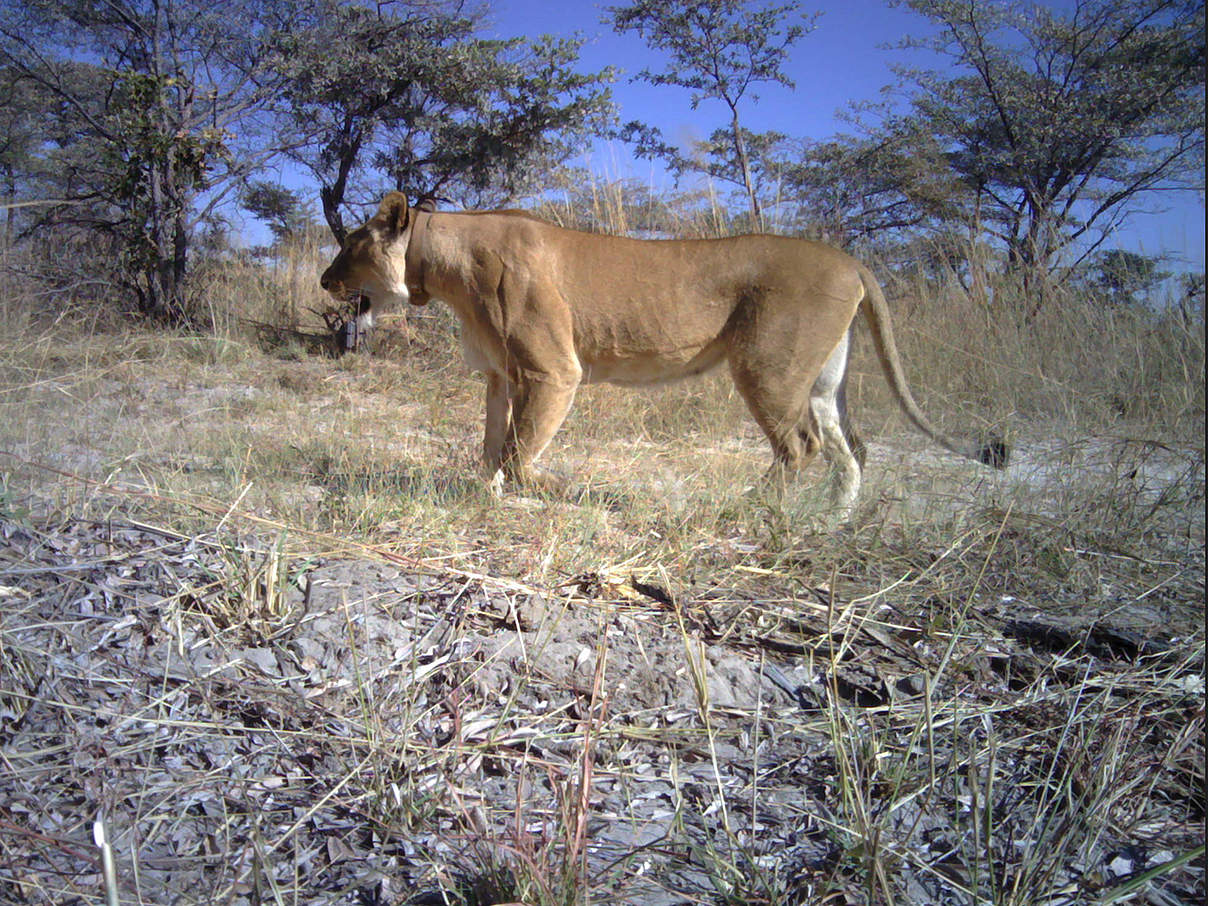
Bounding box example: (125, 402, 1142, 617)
(321, 192, 1007, 512)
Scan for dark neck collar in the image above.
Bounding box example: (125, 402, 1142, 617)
(404, 210, 430, 302)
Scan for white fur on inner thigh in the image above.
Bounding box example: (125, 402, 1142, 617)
(811, 333, 861, 513)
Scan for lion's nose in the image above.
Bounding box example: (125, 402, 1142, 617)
(320, 270, 333, 291)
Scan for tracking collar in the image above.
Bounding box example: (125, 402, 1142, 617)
(404, 210, 431, 305)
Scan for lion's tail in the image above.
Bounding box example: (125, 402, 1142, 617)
(857, 266, 1009, 469)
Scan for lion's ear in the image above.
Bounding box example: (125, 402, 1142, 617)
(377, 192, 410, 237)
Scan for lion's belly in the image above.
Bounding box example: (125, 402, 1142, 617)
(579, 338, 729, 386)
(570, 292, 735, 386)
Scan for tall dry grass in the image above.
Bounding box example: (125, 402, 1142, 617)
(868, 256, 1206, 440)
(186, 229, 339, 341)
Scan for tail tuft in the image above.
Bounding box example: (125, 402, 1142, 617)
(978, 438, 1010, 469)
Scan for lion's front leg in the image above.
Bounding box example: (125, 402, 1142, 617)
(484, 279, 581, 495)
(482, 371, 513, 496)
(501, 373, 579, 493)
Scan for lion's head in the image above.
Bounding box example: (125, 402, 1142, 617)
(319, 192, 414, 308)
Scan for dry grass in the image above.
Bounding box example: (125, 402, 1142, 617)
(872, 263, 1206, 440)
(0, 212, 1203, 904)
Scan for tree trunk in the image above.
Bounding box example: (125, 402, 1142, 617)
(729, 108, 761, 229)
(320, 124, 364, 246)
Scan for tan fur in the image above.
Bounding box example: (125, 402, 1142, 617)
(321, 192, 1006, 510)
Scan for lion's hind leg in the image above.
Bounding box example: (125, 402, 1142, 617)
(727, 283, 863, 514)
(728, 357, 819, 487)
(811, 396, 861, 519)
(810, 332, 862, 519)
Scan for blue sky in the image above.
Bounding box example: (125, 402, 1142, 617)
(481, 0, 1205, 270)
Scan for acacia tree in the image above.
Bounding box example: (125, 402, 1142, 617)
(1084, 249, 1169, 307)
(241, 181, 317, 245)
(0, 0, 286, 318)
(897, 0, 1205, 286)
(270, 0, 614, 242)
(608, 0, 815, 225)
(693, 126, 791, 224)
(0, 68, 43, 243)
(784, 122, 966, 247)
(266, 0, 469, 242)
(1, 0, 613, 316)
